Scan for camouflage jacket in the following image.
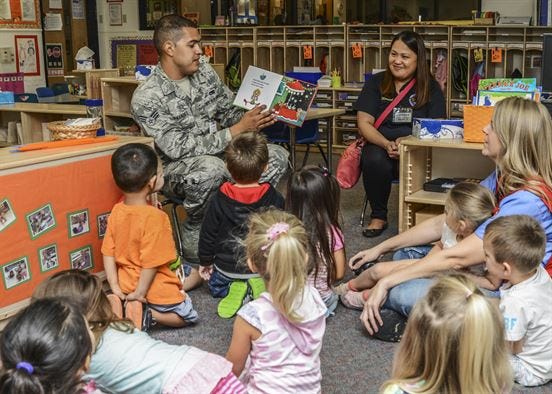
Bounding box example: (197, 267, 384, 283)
(131, 57, 244, 163)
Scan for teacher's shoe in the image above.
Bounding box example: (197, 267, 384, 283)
(362, 222, 388, 238)
(369, 308, 407, 343)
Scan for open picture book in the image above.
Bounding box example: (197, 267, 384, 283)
(233, 66, 318, 127)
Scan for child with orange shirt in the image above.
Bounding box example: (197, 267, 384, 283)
(102, 143, 198, 330)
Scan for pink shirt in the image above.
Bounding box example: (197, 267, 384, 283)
(307, 226, 344, 300)
(238, 285, 327, 393)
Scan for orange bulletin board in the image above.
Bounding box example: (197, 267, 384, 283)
(0, 154, 122, 308)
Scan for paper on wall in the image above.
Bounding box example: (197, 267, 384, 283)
(44, 13, 63, 31)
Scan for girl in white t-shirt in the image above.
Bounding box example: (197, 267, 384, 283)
(340, 182, 496, 309)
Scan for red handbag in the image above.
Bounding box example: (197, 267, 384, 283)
(336, 79, 416, 189)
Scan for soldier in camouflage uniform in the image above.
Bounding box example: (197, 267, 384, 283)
(131, 15, 288, 263)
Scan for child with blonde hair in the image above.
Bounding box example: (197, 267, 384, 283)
(287, 165, 346, 315)
(102, 143, 198, 330)
(226, 209, 327, 393)
(33, 269, 245, 394)
(475, 215, 552, 386)
(381, 274, 512, 393)
(341, 182, 496, 310)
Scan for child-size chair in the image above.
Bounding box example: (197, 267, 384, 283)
(262, 119, 328, 169)
(35, 87, 55, 98)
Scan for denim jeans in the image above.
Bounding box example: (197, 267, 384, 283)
(382, 246, 435, 317)
(207, 269, 233, 298)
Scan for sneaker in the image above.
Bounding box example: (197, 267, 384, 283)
(370, 308, 407, 343)
(340, 290, 365, 310)
(106, 294, 123, 319)
(217, 281, 248, 319)
(333, 282, 350, 296)
(247, 277, 266, 299)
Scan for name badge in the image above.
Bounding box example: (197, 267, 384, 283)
(392, 107, 413, 124)
(209, 121, 218, 133)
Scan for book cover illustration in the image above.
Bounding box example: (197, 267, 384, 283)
(233, 66, 318, 127)
(477, 78, 537, 92)
(475, 90, 534, 106)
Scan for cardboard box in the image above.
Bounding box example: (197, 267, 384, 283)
(412, 118, 464, 140)
(463, 105, 494, 143)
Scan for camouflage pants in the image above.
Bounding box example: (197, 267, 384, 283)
(164, 143, 289, 263)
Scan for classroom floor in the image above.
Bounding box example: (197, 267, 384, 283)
(151, 152, 552, 393)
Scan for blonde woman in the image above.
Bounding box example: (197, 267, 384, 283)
(350, 97, 552, 339)
(381, 274, 512, 394)
(226, 209, 327, 393)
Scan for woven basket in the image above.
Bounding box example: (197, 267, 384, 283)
(47, 120, 100, 141)
(463, 105, 494, 143)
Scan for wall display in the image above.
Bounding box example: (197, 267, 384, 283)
(26, 203, 56, 240)
(117, 44, 137, 69)
(96, 212, 110, 238)
(0, 72, 24, 93)
(46, 43, 63, 77)
(138, 0, 180, 30)
(108, 3, 123, 26)
(67, 209, 90, 238)
(72, 0, 85, 19)
(2, 256, 31, 290)
(110, 38, 156, 67)
(0, 154, 120, 307)
(0, 0, 39, 28)
(38, 244, 59, 272)
(0, 199, 16, 233)
(14, 35, 40, 76)
(69, 245, 93, 270)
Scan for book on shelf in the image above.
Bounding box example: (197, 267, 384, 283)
(233, 66, 318, 127)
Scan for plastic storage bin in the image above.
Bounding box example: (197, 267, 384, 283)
(284, 72, 323, 85)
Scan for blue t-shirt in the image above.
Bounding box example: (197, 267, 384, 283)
(476, 171, 552, 267)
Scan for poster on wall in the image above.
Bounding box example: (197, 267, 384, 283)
(0, 0, 40, 28)
(137, 43, 157, 65)
(117, 45, 137, 69)
(108, 3, 123, 26)
(0, 73, 24, 94)
(14, 35, 40, 76)
(46, 43, 64, 77)
(72, 0, 85, 19)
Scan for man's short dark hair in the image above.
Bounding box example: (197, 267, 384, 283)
(226, 132, 269, 184)
(153, 14, 197, 56)
(111, 143, 158, 193)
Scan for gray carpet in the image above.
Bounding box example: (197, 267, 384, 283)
(151, 152, 552, 394)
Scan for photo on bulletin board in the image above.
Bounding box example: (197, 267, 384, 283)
(2, 256, 31, 290)
(67, 209, 90, 238)
(0, 198, 16, 233)
(69, 245, 93, 271)
(38, 243, 59, 273)
(0, 0, 40, 28)
(97, 212, 110, 239)
(14, 35, 40, 76)
(26, 203, 56, 240)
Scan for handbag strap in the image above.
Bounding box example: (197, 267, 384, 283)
(373, 78, 416, 129)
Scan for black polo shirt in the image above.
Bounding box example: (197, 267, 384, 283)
(353, 72, 446, 141)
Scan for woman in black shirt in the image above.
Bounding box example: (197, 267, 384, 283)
(353, 30, 446, 237)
